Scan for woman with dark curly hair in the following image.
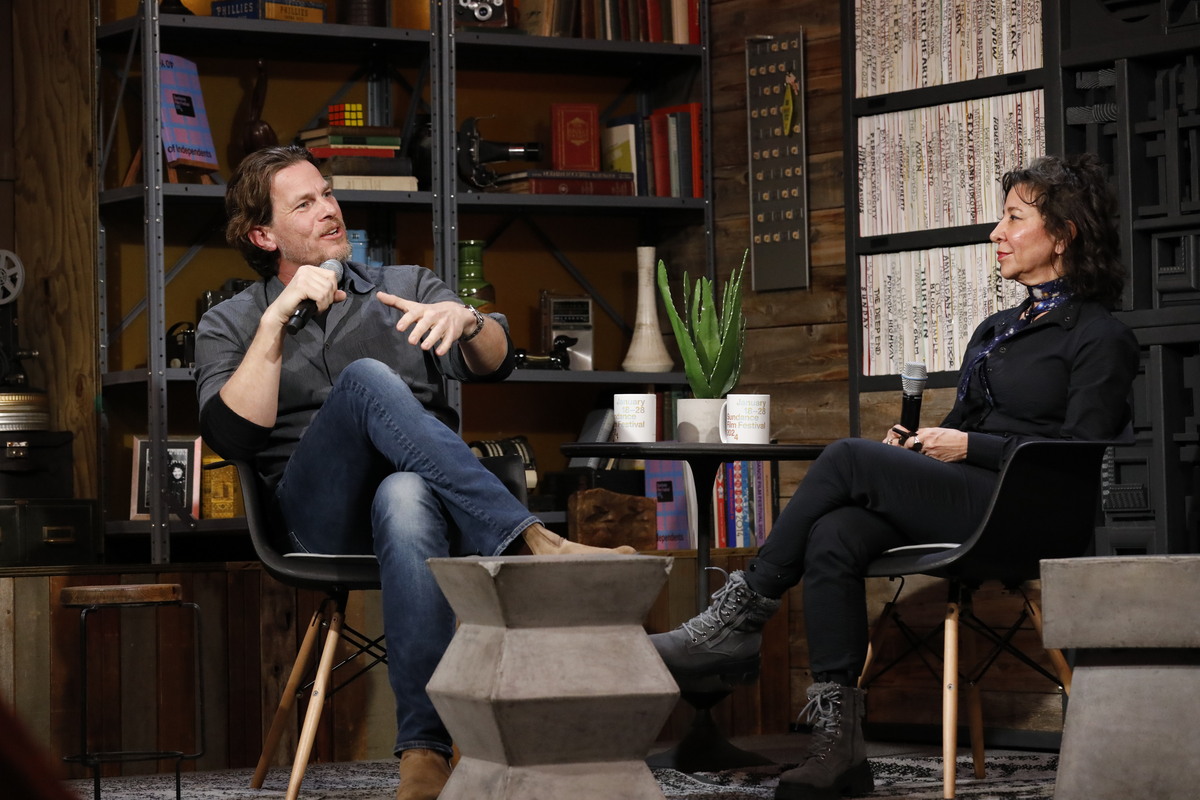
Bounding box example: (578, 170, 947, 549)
(651, 153, 1139, 800)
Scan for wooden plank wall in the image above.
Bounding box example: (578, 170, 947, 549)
(706, 0, 847, 728)
(707, 0, 1063, 738)
(0, 0, 13, 253)
(0, 563, 395, 780)
(13, 0, 100, 499)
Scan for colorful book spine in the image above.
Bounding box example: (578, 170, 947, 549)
(753, 461, 768, 546)
(853, 0, 1043, 98)
(713, 466, 726, 548)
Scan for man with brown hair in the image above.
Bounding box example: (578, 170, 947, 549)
(196, 145, 632, 799)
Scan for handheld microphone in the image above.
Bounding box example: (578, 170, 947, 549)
(285, 259, 344, 335)
(900, 361, 927, 433)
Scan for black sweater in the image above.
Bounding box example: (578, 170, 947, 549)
(942, 297, 1139, 471)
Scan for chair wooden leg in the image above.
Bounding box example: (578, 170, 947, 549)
(1025, 596, 1072, 695)
(251, 609, 324, 789)
(961, 622, 985, 780)
(943, 599, 960, 800)
(967, 682, 985, 779)
(858, 600, 898, 688)
(286, 605, 345, 800)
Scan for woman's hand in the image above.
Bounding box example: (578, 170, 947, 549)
(883, 425, 968, 462)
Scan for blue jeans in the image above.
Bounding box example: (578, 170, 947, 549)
(274, 359, 538, 757)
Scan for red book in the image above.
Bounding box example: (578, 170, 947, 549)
(687, 0, 699, 45)
(652, 101, 700, 199)
(307, 145, 403, 159)
(551, 103, 601, 171)
(497, 176, 635, 195)
(644, 0, 662, 42)
(648, 111, 672, 197)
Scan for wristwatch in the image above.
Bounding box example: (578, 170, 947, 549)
(461, 305, 487, 342)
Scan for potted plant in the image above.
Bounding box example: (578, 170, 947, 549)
(657, 254, 747, 441)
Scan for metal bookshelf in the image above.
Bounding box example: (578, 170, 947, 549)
(95, 2, 713, 563)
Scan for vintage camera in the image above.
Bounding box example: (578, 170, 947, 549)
(457, 117, 541, 188)
(455, 0, 511, 26)
(410, 116, 541, 190)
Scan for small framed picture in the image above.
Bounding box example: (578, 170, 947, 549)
(130, 436, 202, 520)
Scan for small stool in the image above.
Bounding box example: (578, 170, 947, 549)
(60, 584, 205, 800)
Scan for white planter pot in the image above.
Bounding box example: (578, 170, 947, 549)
(675, 397, 726, 443)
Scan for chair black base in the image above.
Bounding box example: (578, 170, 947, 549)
(646, 687, 774, 772)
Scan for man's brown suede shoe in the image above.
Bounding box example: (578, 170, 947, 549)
(396, 748, 451, 800)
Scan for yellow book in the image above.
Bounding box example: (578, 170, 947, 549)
(331, 174, 419, 192)
(264, 2, 325, 23)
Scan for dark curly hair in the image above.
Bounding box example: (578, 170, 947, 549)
(1000, 153, 1125, 307)
(224, 145, 320, 279)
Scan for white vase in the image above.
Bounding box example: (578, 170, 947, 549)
(621, 246, 675, 373)
(675, 397, 726, 443)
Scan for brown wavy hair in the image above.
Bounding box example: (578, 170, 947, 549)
(224, 145, 319, 279)
(1001, 153, 1125, 307)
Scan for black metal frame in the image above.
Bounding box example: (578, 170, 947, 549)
(63, 598, 205, 800)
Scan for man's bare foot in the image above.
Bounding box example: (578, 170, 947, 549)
(520, 523, 637, 555)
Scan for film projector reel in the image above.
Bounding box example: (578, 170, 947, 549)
(0, 250, 47, 431)
(0, 249, 25, 306)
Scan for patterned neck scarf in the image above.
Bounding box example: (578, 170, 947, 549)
(956, 277, 1073, 403)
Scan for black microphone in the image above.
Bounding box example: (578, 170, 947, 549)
(285, 259, 344, 335)
(900, 361, 927, 433)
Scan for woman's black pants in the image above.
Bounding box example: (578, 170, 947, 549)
(745, 438, 998, 678)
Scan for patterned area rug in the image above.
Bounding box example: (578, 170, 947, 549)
(656, 754, 1057, 799)
(65, 753, 1056, 800)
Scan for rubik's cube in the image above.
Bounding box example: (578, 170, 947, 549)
(328, 103, 364, 126)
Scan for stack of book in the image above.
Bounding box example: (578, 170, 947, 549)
(211, 0, 327, 22)
(713, 460, 775, 548)
(600, 102, 702, 198)
(493, 169, 634, 196)
(296, 125, 417, 191)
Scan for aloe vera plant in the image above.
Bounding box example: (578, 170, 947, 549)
(656, 254, 746, 399)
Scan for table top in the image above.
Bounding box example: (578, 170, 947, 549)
(560, 441, 825, 462)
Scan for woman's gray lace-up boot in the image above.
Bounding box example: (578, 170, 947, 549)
(649, 570, 781, 688)
(775, 682, 874, 800)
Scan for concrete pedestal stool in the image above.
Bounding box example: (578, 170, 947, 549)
(426, 554, 679, 800)
(1042, 556, 1200, 800)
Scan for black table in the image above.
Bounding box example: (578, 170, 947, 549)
(559, 441, 825, 772)
(559, 442, 824, 607)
